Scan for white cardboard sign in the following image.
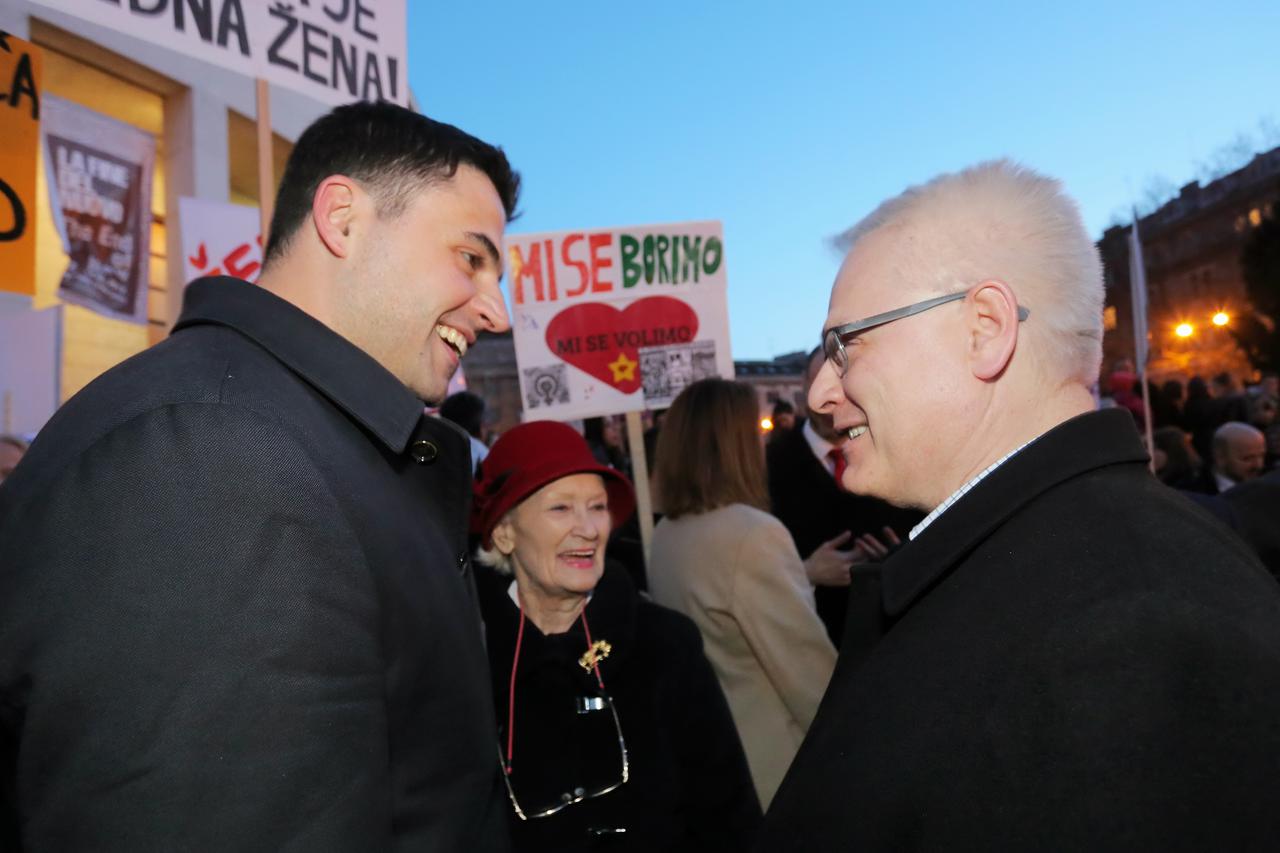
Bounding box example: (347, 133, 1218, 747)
(179, 196, 263, 283)
(508, 220, 734, 421)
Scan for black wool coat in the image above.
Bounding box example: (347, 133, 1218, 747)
(1220, 468, 1280, 580)
(477, 563, 761, 852)
(0, 278, 508, 852)
(765, 420, 921, 644)
(758, 409, 1280, 852)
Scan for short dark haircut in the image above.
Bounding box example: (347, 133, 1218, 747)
(772, 399, 795, 418)
(439, 391, 485, 439)
(263, 101, 521, 265)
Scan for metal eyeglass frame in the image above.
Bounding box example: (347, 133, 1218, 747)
(822, 289, 1031, 377)
(498, 692, 630, 821)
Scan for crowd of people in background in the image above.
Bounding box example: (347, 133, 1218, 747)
(1100, 365, 1280, 576)
(442, 358, 1280, 593)
(1103, 365, 1279, 486)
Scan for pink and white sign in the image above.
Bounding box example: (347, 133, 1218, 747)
(179, 197, 263, 284)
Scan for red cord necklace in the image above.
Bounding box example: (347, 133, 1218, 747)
(504, 604, 606, 772)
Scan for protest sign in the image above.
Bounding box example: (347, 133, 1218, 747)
(30, 0, 408, 107)
(0, 32, 43, 296)
(509, 220, 734, 422)
(43, 95, 156, 324)
(179, 196, 263, 283)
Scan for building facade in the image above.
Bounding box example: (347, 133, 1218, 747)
(733, 351, 808, 419)
(0, 2, 331, 434)
(1099, 147, 1280, 382)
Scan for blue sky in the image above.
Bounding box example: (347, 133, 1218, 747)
(408, 1, 1280, 359)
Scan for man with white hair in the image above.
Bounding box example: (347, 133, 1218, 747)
(756, 161, 1280, 850)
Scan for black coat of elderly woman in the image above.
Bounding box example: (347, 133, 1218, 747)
(471, 420, 760, 852)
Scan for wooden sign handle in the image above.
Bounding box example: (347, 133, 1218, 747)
(255, 78, 274, 239)
(624, 410, 654, 566)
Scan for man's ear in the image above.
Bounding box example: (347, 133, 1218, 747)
(967, 280, 1021, 381)
(311, 175, 358, 259)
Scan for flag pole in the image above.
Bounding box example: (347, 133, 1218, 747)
(624, 410, 654, 566)
(255, 78, 274, 239)
(1129, 212, 1156, 472)
(1139, 362, 1155, 473)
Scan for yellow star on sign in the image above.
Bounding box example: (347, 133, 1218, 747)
(607, 352, 638, 383)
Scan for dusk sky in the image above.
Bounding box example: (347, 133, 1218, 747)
(409, 1, 1280, 359)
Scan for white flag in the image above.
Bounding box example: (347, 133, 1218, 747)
(1128, 213, 1149, 368)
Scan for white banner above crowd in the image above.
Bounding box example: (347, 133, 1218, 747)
(508, 220, 735, 421)
(31, 0, 408, 106)
(43, 95, 155, 325)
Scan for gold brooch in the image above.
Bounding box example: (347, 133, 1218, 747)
(579, 639, 612, 672)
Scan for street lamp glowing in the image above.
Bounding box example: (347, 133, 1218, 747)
(1212, 312, 1230, 327)
(760, 417, 774, 432)
(1175, 323, 1194, 338)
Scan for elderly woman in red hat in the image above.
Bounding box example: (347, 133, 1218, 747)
(471, 420, 760, 852)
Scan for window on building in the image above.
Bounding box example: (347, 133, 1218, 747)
(31, 22, 172, 401)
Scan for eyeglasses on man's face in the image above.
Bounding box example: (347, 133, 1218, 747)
(498, 691, 629, 821)
(822, 289, 1031, 377)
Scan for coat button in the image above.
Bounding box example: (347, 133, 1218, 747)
(410, 440, 439, 464)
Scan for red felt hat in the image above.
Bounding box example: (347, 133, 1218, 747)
(471, 420, 636, 547)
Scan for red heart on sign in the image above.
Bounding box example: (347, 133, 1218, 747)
(545, 296, 699, 394)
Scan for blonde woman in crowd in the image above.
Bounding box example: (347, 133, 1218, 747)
(648, 378, 837, 809)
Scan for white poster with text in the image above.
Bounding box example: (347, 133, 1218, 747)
(509, 220, 734, 421)
(179, 196, 263, 283)
(32, 0, 408, 106)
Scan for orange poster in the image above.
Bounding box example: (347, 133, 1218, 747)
(0, 32, 42, 296)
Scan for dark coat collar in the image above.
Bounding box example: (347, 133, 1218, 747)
(880, 408, 1149, 618)
(477, 561, 640, 696)
(172, 276, 425, 453)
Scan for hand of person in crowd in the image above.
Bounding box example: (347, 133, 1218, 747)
(803, 531, 857, 587)
(852, 526, 900, 562)
(804, 527, 900, 587)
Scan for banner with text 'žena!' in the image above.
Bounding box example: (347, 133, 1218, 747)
(30, 0, 407, 107)
(509, 221, 734, 422)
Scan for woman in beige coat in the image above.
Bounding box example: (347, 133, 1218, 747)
(649, 378, 863, 809)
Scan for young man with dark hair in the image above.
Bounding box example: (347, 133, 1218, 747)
(0, 102, 518, 851)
